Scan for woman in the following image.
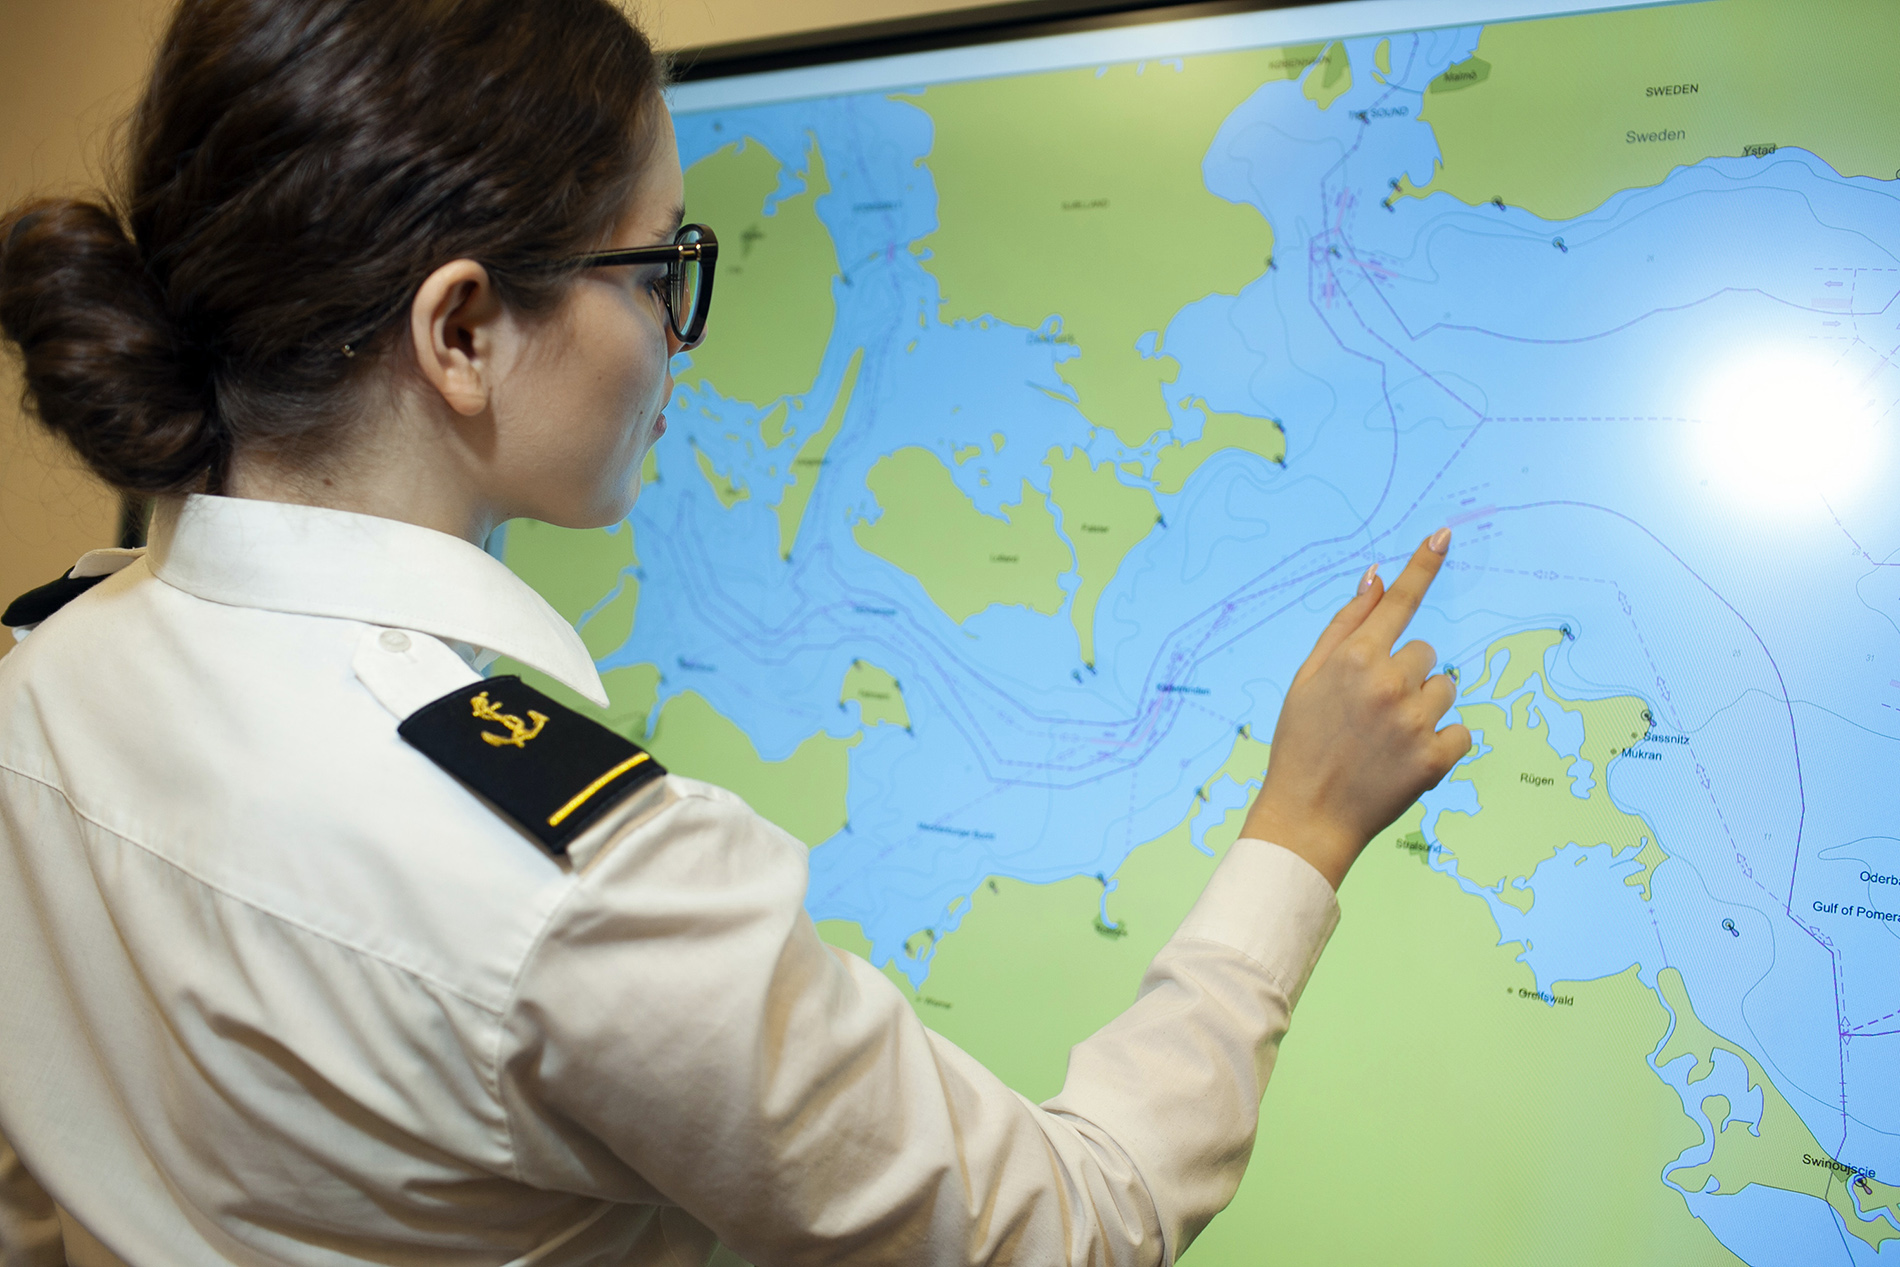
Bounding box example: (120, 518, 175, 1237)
(0, 0, 1468, 1262)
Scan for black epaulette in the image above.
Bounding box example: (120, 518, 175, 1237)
(399, 675, 667, 856)
(2, 572, 111, 628)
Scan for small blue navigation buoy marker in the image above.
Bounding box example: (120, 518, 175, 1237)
(1553, 237, 1568, 253)
(1722, 919, 1739, 937)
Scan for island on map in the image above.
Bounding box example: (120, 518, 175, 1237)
(839, 660, 909, 730)
(1044, 447, 1157, 665)
(774, 347, 862, 560)
(1435, 628, 1666, 909)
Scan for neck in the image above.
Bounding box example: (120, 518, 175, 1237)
(224, 403, 500, 546)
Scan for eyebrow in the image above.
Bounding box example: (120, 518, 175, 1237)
(666, 203, 685, 233)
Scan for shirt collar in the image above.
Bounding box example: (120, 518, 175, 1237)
(148, 494, 608, 707)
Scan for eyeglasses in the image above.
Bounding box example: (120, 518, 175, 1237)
(573, 223, 718, 350)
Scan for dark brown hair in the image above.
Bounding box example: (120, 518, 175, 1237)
(0, 0, 665, 493)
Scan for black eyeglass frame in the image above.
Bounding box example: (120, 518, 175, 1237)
(573, 223, 719, 349)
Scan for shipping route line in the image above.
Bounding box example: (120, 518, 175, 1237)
(632, 497, 1054, 774)
(801, 540, 1203, 790)
(644, 439, 1421, 792)
(1304, 126, 1812, 906)
(1137, 74, 1498, 671)
(644, 462, 1178, 784)
(1309, 70, 1489, 426)
(701, 493, 1248, 792)
(1299, 136, 1815, 913)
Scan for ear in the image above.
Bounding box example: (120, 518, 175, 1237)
(408, 259, 505, 417)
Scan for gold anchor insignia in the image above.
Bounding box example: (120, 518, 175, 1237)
(470, 691, 548, 749)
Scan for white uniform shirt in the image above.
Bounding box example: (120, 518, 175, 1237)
(0, 494, 1339, 1267)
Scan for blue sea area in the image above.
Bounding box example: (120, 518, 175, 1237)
(566, 19, 1900, 1261)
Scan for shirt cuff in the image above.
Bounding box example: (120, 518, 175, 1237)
(1173, 838, 1341, 1008)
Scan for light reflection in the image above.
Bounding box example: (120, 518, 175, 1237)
(1695, 347, 1885, 511)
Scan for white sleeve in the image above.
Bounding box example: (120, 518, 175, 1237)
(0, 1129, 64, 1267)
(499, 779, 1338, 1267)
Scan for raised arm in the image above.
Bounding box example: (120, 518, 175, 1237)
(499, 534, 1466, 1267)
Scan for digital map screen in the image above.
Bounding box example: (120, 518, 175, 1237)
(501, 0, 1900, 1259)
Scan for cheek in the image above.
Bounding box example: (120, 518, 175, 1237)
(568, 306, 666, 458)
(603, 299, 668, 416)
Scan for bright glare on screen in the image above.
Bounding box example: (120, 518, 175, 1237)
(1697, 348, 1885, 510)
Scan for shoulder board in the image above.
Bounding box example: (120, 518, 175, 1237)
(3, 573, 111, 628)
(398, 675, 667, 856)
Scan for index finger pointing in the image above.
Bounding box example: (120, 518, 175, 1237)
(1359, 529, 1450, 649)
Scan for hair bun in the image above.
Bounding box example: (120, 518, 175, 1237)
(0, 197, 218, 492)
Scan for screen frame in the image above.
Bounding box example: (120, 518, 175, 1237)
(668, 0, 1307, 82)
(666, 0, 1689, 113)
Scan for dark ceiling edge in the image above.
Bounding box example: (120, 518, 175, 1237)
(666, 0, 1305, 82)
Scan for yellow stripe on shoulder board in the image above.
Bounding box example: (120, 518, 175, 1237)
(547, 753, 651, 827)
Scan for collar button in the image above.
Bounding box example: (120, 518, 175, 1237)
(378, 629, 412, 654)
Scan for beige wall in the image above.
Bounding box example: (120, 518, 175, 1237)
(0, 0, 989, 643)
(646, 0, 984, 50)
(0, 0, 166, 620)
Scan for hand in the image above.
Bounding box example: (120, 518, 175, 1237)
(1241, 530, 1472, 890)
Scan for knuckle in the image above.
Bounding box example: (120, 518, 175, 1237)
(1368, 670, 1405, 707)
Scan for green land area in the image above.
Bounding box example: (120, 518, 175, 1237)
(1436, 628, 1665, 911)
(1151, 401, 1286, 495)
(694, 445, 748, 510)
(854, 447, 1070, 623)
(1404, 0, 1900, 221)
(680, 137, 839, 406)
(839, 659, 908, 729)
(774, 347, 863, 560)
(1658, 968, 1900, 1250)
(821, 726, 1740, 1264)
(855, 437, 1283, 646)
(643, 689, 857, 847)
(912, 47, 1321, 447)
(1301, 41, 1352, 111)
(502, 518, 638, 661)
(1044, 447, 1157, 666)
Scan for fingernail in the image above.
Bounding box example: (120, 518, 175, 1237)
(1427, 527, 1451, 555)
(1358, 563, 1379, 594)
